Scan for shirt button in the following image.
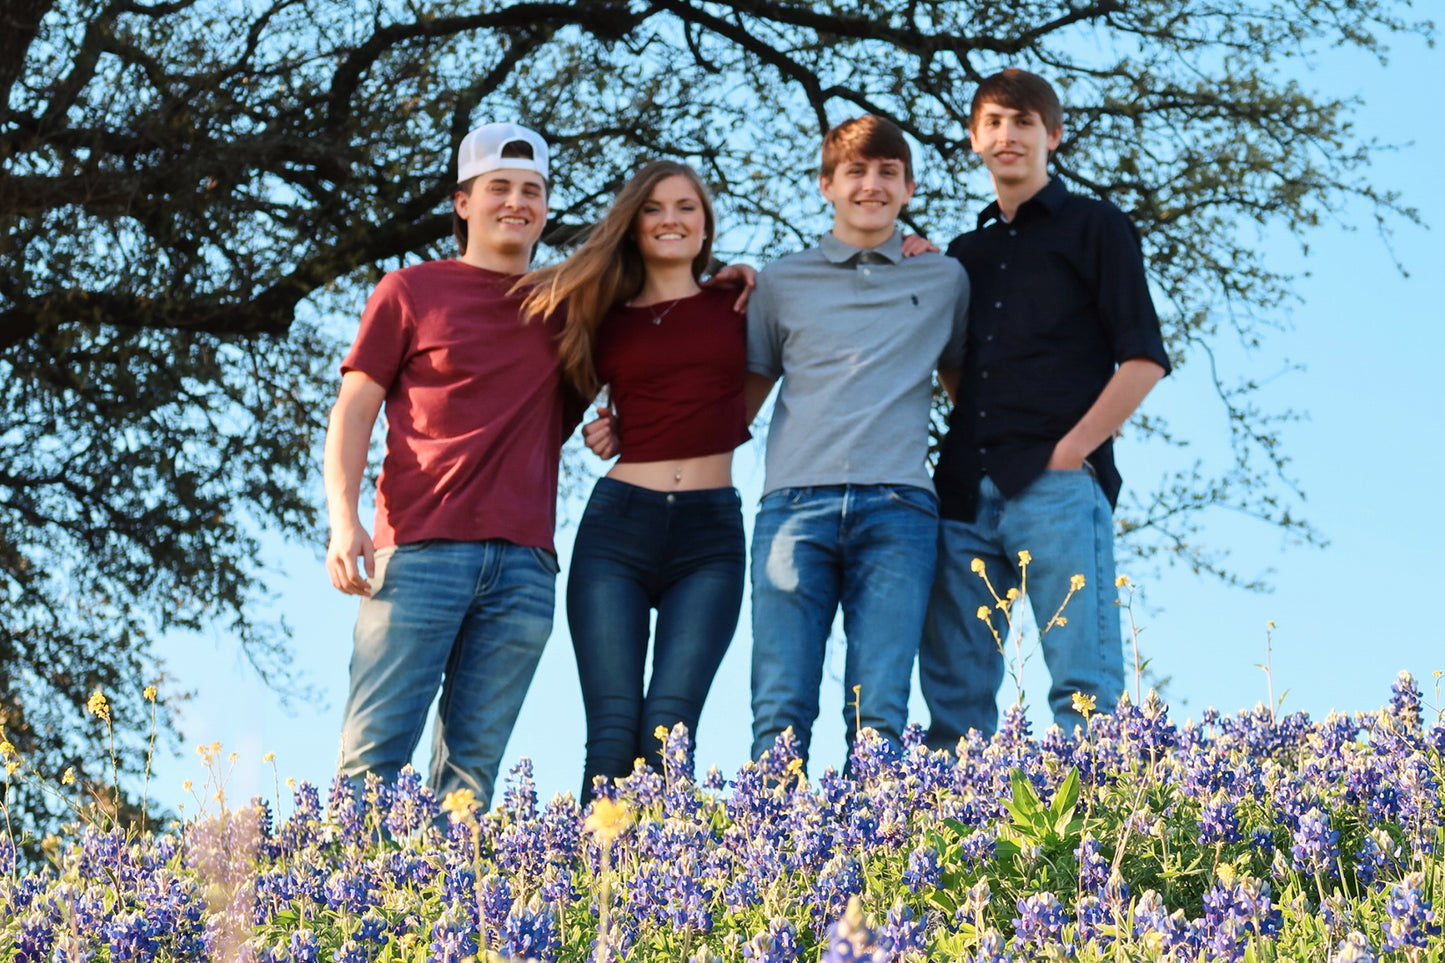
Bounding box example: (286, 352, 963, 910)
(981, 370, 990, 379)
(979, 447, 987, 455)
(978, 410, 987, 418)
(994, 301, 1002, 308)
(667, 494, 676, 504)
(999, 262, 1007, 270)
(986, 334, 995, 342)
(1009, 229, 1017, 237)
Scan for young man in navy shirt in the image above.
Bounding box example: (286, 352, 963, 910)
(921, 69, 1171, 743)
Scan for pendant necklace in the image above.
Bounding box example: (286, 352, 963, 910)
(646, 298, 683, 325)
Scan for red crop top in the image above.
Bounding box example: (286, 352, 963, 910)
(593, 285, 751, 462)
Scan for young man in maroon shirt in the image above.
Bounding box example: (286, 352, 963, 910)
(323, 122, 578, 808)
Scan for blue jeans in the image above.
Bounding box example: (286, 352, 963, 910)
(338, 539, 556, 808)
(920, 471, 1123, 744)
(749, 484, 939, 764)
(568, 478, 744, 801)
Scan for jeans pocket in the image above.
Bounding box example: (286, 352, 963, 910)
(883, 485, 939, 518)
(528, 546, 561, 576)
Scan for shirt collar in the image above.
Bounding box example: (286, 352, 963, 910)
(820, 229, 905, 264)
(976, 177, 1069, 230)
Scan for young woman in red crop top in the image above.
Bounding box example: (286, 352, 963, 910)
(521, 161, 750, 802)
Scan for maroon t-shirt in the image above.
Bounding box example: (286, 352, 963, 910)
(594, 286, 750, 462)
(342, 259, 573, 552)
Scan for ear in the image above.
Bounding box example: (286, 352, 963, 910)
(818, 173, 837, 205)
(454, 188, 470, 220)
(1047, 124, 1064, 152)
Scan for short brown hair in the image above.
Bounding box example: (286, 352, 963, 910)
(453, 140, 544, 255)
(969, 68, 1063, 135)
(820, 115, 914, 184)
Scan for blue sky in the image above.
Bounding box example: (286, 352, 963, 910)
(152, 33, 1444, 815)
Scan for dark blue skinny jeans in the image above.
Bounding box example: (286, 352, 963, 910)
(567, 477, 744, 802)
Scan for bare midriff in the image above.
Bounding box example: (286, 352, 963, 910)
(607, 451, 734, 491)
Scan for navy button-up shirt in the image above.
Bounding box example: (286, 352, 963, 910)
(935, 178, 1171, 523)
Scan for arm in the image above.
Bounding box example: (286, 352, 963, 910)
(1046, 358, 1166, 470)
(705, 263, 758, 312)
(744, 372, 777, 425)
(937, 368, 960, 404)
(582, 404, 619, 460)
(324, 370, 387, 595)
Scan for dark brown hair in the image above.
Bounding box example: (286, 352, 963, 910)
(969, 68, 1063, 135)
(820, 115, 914, 184)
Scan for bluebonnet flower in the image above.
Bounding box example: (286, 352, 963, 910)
(279, 780, 323, 855)
(1011, 891, 1068, 952)
(742, 917, 799, 963)
(1198, 790, 1243, 845)
(502, 758, 539, 820)
(384, 766, 438, 839)
(968, 929, 1012, 963)
(960, 827, 996, 868)
(879, 899, 926, 959)
(659, 722, 697, 787)
(1290, 807, 1340, 877)
(326, 775, 365, 842)
(902, 844, 940, 893)
(332, 938, 368, 963)
(809, 853, 864, 933)
(499, 895, 559, 962)
(288, 928, 321, 963)
(848, 727, 899, 784)
(1383, 872, 1439, 951)
(1075, 834, 1109, 895)
(429, 908, 477, 963)
(819, 895, 886, 963)
(757, 728, 805, 782)
(1329, 931, 1377, 963)
(702, 765, 728, 791)
(1387, 670, 1422, 732)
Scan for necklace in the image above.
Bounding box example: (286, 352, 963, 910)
(645, 298, 683, 325)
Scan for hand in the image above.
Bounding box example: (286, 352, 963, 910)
(582, 405, 620, 459)
(1045, 438, 1087, 471)
(900, 232, 940, 257)
(327, 521, 375, 596)
(705, 262, 758, 312)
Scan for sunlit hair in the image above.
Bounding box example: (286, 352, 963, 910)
(969, 68, 1063, 136)
(518, 160, 717, 399)
(820, 115, 913, 184)
(453, 140, 545, 255)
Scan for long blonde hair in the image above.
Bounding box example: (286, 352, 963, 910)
(520, 160, 717, 399)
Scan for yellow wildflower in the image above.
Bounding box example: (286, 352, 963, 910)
(975, 605, 992, 622)
(5, 761, 17, 777)
(0, 740, 14, 758)
(143, 685, 157, 702)
(654, 725, 669, 742)
(441, 788, 478, 817)
(1115, 575, 1130, 588)
(1069, 573, 1086, 591)
(1266, 620, 1275, 630)
(1216, 862, 1238, 888)
(970, 557, 986, 574)
(1072, 692, 1097, 717)
(1005, 587, 1020, 602)
(86, 690, 110, 723)
(584, 798, 634, 843)
(62, 767, 75, 785)
(1017, 549, 1032, 566)
(182, 779, 192, 792)
(262, 752, 275, 763)
(285, 777, 296, 790)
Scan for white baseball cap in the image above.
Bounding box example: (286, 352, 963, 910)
(456, 122, 549, 183)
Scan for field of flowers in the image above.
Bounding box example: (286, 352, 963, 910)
(3, 672, 1444, 962)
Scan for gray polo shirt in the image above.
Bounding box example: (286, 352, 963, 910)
(747, 230, 970, 496)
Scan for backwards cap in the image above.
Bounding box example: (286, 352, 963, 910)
(457, 122, 549, 183)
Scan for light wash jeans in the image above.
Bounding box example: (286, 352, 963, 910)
(338, 538, 556, 807)
(920, 470, 1123, 745)
(749, 484, 939, 764)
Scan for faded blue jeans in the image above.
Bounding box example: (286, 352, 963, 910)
(920, 470, 1123, 745)
(568, 478, 744, 802)
(749, 484, 939, 764)
(338, 538, 556, 808)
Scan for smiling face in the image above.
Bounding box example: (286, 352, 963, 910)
(820, 155, 915, 250)
(454, 168, 548, 272)
(632, 174, 707, 270)
(969, 101, 1062, 197)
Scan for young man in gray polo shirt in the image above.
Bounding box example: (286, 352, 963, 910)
(744, 115, 969, 766)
